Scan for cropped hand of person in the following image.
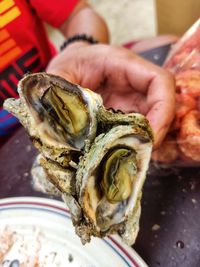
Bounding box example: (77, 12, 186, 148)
(46, 42, 175, 148)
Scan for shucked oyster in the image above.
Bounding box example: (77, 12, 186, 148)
(4, 73, 102, 168)
(4, 73, 153, 246)
(75, 125, 152, 245)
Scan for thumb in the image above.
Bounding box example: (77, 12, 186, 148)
(147, 101, 175, 149)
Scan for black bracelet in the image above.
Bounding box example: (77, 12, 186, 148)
(60, 34, 98, 50)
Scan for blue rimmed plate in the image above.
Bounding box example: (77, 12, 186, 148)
(0, 197, 147, 267)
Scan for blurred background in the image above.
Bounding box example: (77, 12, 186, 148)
(47, 0, 156, 49)
(88, 0, 156, 44)
(47, 0, 200, 49)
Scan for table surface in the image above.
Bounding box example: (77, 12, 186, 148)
(1, 45, 200, 267)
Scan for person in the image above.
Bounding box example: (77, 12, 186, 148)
(0, 0, 175, 148)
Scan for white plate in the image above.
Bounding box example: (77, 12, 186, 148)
(0, 197, 147, 267)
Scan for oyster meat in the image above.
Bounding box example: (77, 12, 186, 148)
(76, 125, 152, 245)
(4, 73, 153, 245)
(5, 73, 101, 168)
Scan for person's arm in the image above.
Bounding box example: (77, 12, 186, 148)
(59, 0, 109, 43)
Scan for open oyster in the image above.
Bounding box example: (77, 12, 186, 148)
(75, 125, 152, 245)
(4, 73, 102, 168)
(4, 73, 153, 246)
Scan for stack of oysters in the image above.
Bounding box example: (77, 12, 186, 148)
(4, 73, 153, 246)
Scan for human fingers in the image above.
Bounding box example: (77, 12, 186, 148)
(144, 70, 175, 148)
(122, 51, 176, 147)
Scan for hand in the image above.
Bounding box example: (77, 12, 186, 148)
(46, 42, 175, 148)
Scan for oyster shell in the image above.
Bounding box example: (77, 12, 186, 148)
(75, 125, 152, 245)
(31, 154, 61, 196)
(4, 73, 102, 168)
(4, 73, 153, 246)
(97, 106, 153, 140)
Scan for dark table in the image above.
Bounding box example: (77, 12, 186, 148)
(1, 46, 200, 267)
(1, 127, 200, 267)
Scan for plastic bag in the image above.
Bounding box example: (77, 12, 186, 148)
(152, 19, 200, 167)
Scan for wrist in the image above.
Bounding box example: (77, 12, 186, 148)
(60, 34, 98, 51)
(61, 40, 91, 50)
